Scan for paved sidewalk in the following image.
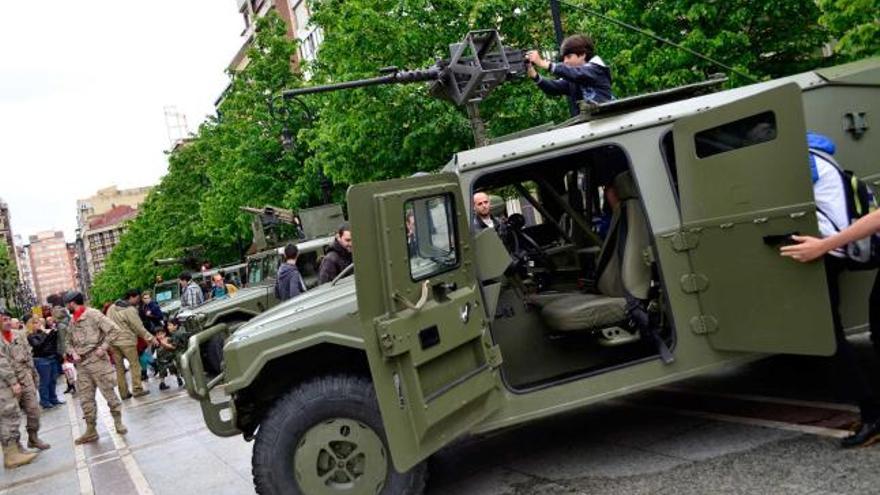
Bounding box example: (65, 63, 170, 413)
(0, 379, 254, 495)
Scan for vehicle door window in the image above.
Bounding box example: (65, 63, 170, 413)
(405, 194, 459, 280)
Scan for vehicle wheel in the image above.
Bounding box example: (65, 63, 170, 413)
(201, 334, 224, 376)
(252, 374, 426, 495)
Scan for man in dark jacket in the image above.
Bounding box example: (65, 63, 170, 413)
(318, 223, 353, 284)
(527, 34, 613, 109)
(275, 244, 307, 301)
(139, 292, 164, 333)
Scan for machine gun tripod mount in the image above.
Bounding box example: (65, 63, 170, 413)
(280, 30, 527, 147)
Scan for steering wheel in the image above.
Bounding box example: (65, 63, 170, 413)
(506, 214, 554, 272)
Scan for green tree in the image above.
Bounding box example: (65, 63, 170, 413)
(818, 0, 880, 60)
(90, 13, 303, 305)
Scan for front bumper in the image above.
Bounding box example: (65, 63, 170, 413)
(179, 323, 241, 437)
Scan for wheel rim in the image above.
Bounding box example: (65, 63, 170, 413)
(294, 418, 388, 494)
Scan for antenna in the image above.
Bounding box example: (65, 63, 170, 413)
(163, 106, 191, 148)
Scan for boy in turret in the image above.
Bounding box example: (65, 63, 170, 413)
(527, 34, 613, 108)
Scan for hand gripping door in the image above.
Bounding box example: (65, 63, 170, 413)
(348, 173, 504, 472)
(672, 82, 836, 355)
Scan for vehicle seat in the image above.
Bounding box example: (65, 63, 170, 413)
(540, 171, 651, 333)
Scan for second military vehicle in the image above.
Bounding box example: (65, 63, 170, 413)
(181, 29, 880, 495)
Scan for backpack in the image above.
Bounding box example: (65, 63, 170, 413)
(810, 148, 880, 269)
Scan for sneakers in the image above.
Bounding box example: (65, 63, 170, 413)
(120, 393, 133, 400)
(132, 389, 150, 398)
(159, 382, 169, 391)
(177, 376, 184, 388)
(841, 421, 880, 448)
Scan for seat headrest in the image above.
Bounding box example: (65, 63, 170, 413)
(612, 171, 639, 201)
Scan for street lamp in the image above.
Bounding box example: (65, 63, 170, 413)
(267, 94, 333, 204)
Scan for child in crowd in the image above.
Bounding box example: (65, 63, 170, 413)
(154, 318, 187, 390)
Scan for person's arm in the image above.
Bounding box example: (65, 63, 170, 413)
(534, 76, 572, 96)
(781, 208, 880, 262)
(127, 308, 155, 344)
(549, 62, 607, 86)
(289, 269, 304, 298)
(97, 312, 122, 354)
(0, 349, 19, 395)
(318, 256, 338, 284)
(27, 331, 48, 349)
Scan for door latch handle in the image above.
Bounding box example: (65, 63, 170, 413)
(762, 232, 800, 246)
(394, 280, 431, 311)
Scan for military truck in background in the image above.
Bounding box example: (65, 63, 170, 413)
(176, 204, 343, 373)
(179, 29, 880, 495)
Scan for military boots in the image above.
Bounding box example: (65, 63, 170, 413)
(3, 443, 38, 469)
(112, 411, 128, 435)
(74, 422, 99, 444)
(27, 430, 50, 450)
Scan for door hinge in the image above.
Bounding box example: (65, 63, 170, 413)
(680, 273, 709, 294)
(690, 315, 718, 335)
(669, 231, 700, 252)
(482, 331, 503, 368)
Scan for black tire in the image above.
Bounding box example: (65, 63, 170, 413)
(252, 374, 427, 495)
(201, 334, 224, 376)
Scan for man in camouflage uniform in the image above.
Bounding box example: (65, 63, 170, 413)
(0, 310, 38, 468)
(1, 316, 50, 450)
(106, 289, 155, 399)
(64, 291, 127, 444)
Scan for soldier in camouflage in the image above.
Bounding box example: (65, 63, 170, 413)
(63, 291, 128, 444)
(0, 310, 38, 469)
(2, 316, 50, 450)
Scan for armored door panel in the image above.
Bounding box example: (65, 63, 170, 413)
(673, 82, 836, 355)
(349, 173, 504, 472)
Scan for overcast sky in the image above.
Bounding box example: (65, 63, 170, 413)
(0, 0, 244, 244)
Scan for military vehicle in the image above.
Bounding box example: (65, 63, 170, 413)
(180, 28, 880, 495)
(152, 262, 246, 319)
(175, 203, 343, 374)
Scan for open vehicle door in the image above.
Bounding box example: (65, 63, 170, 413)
(349, 173, 505, 472)
(672, 82, 836, 355)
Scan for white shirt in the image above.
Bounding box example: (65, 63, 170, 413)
(812, 154, 848, 256)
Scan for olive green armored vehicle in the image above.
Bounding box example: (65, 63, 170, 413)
(181, 38, 880, 494)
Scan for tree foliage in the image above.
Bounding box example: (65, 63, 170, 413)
(92, 1, 873, 304)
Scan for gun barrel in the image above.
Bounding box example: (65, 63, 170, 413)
(282, 67, 442, 98)
(153, 258, 183, 267)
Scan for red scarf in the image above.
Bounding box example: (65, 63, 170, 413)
(73, 306, 87, 323)
(1, 329, 11, 343)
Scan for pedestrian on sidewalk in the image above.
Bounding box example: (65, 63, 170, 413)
(3, 313, 50, 451)
(64, 291, 128, 444)
(106, 289, 155, 400)
(26, 314, 64, 409)
(0, 309, 39, 468)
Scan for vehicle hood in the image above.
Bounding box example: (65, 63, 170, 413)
(178, 284, 270, 319)
(159, 300, 181, 315)
(228, 276, 357, 344)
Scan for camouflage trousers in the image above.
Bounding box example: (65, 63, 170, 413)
(76, 356, 121, 424)
(16, 373, 40, 434)
(110, 345, 144, 397)
(0, 383, 22, 447)
(155, 349, 178, 378)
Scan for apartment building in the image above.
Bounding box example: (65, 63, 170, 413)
(28, 231, 76, 304)
(83, 205, 138, 278)
(229, 0, 323, 72)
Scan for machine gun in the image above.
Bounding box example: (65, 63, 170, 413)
(153, 245, 207, 271)
(240, 205, 303, 253)
(281, 30, 527, 147)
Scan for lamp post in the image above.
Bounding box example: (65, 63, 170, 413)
(268, 94, 333, 204)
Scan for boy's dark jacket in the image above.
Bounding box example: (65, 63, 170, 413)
(535, 57, 613, 105)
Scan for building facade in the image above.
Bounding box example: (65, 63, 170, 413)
(76, 185, 151, 230)
(75, 185, 151, 292)
(83, 205, 139, 279)
(28, 231, 76, 305)
(229, 0, 323, 73)
(0, 199, 13, 258)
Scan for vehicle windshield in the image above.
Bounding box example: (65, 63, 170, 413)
(247, 253, 282, 286)
(154, 281, 180, 304)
